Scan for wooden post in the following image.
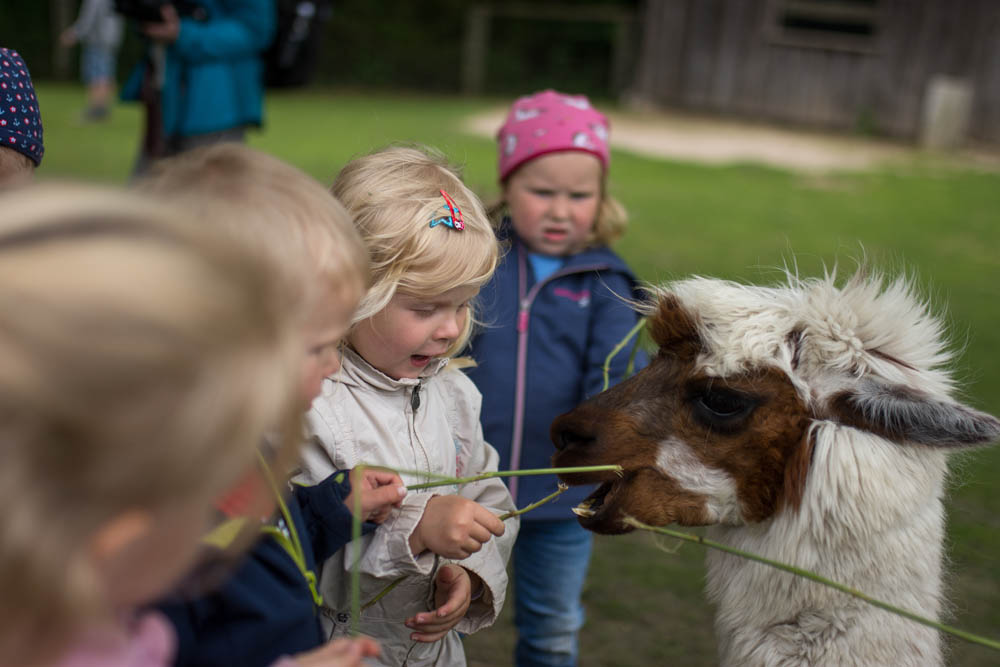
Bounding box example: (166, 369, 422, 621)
(611, 14, 635, 94)
(51, 0, 74, 79)
(462, 5, 491, 95)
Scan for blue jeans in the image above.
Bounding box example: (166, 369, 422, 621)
(513, 520, 593, 667)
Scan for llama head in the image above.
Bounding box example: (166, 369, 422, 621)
(551, 271, 1000, 535)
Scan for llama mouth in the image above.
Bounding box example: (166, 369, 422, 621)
(572, 478, 623, 527)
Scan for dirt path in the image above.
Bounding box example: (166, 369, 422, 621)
(463, 107, 999, 172)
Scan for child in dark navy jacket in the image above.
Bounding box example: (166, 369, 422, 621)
(140, 144, 406, 667)
(466, 89, 646, 667)
(160, 465, 401, 667)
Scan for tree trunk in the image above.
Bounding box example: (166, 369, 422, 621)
(50, 0, 75, 79)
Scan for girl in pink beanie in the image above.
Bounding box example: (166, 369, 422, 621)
(466, 90, 646, 667)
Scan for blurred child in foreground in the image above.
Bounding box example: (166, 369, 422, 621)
(0, 184, 303, 666)
(138, 143, 406, 667)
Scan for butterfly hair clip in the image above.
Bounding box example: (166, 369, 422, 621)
(429, 189, 465, 230)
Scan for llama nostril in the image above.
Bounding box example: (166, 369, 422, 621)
(555, 428, 595, 451)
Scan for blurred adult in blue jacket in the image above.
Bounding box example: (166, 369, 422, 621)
(121, 0, 275, 173)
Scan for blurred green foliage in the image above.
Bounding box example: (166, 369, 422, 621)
(2, 0, 637, 98)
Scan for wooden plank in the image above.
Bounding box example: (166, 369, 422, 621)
(631, 0, 1000, 143)
(461, 6, 491, 95)
(489, 3, 634, 24)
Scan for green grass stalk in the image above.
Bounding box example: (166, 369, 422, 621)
(602, 318, 646, 391)
(350, 465, 363, 636)
(499, 483, 568, 521)
(404, 465, 621, 491)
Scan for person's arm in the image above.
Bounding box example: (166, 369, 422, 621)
(293, 471, 358, 563)
(583, 270, 647, 399)
(171, 0, 275, 61)
(294, 468, 406, 563)
(73, 0, 105, 40)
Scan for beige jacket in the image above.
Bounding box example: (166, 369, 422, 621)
(296, 348, 518, 666)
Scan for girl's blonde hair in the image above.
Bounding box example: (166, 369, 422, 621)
(490, 178, 629, 248)
(0, 185, 303, 664)
(332, 145, 499, 357)
(138, 143, 371, 314)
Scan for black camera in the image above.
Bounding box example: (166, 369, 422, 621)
(113, 0, 207, 22)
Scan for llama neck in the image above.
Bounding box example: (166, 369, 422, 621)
(704, 424, 949, 666)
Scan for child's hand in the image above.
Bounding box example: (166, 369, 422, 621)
(344, 468, 406, 523)
(292, 636, 379, 666)
(405, 564, 473, 642)
(408, 495, 505, 559)
(142, 4, 181, 43)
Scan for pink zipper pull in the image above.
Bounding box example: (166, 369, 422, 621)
(517, 308, 529, 333)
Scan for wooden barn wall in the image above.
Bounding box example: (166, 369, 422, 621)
(631, 0, 1000, 143)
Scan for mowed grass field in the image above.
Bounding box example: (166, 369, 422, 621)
(37, 85, 1000, 665)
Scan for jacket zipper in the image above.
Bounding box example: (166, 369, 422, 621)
(508, 242, 612, 503)
(410, 382, 421, 412)
(408, 380, 433, 487)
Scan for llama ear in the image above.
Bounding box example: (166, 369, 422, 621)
(829, 379, 1000, 448)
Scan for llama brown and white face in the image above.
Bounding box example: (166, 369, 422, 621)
(552, 293, 814, 534)
(552, 275, 1000, 535)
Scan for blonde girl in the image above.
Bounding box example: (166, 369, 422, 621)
(297, 145, 518, 667)
(0, 184, 303, 666)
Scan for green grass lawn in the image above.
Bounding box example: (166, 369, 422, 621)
(37, 84, 1000, 665)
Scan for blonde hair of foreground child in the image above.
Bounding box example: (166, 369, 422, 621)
(0, 185, 304, 665)
(332, 145, 498, 359)
(137, 143, 371, 314)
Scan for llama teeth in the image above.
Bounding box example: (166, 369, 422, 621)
(572, 505, 596, 518)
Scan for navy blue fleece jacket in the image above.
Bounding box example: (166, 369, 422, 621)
(465, 223, 646, 517)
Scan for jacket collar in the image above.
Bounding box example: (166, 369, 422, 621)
(498, 216, 636, 276)
(338, 346, 450, 392)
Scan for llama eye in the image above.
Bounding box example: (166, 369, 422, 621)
(690, 388, 758, 430)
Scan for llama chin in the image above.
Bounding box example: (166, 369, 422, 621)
(551, 270, 999, 666)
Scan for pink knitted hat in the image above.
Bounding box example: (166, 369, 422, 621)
(496, 89, 610, 182)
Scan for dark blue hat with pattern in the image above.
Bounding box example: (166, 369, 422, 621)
(0, 47, 44, 166)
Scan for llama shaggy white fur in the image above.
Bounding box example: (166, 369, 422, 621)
(706, 425, 948, 666)
(663, 272, 974, 666)
(554, 269, 999, 666)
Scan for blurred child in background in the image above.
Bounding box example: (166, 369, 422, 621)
(60, 0, 123, 121)
(296, 145, 517, 666)
(138, 143, 406, 667)
(0, 184, 303, 666)
(0, 47, 43, 187)
(466, 90, 646, 667)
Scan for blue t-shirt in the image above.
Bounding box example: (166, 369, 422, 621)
(528, 252, 565, 284)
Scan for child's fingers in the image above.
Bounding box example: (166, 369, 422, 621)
(362, 483, 407, 516)
(461, 537, 485, 556)
(354, 636, 381, 657)
(472, 507, 505, 537)
(409, 628, 451, 643)
(433, 591, 464, 618)
(406, 611, 463, 636)
(293, 636, 375, 666)
(365, 469, 405, 489)
(466, 522, 496, 546)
